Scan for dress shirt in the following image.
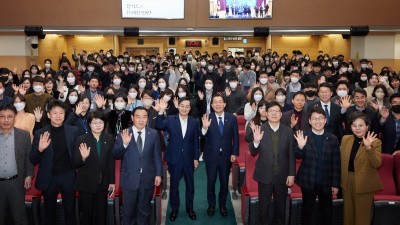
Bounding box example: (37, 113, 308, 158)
(123, 126, 146, 149)
(179, 115, 188, 138)
(202, 112, 224, 135)
(0, 128, 17, 177)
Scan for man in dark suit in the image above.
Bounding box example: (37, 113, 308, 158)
(156, 97, 200, 221)
(201, 94, 239, 217)
(0, 103, 33, 225)
(378, 93, 400, 154)
(113, 107, 162, 225)
(294, 106, 341, 225)
(30, 99, 79, 225)
(250, 101, 296, 225)
(308, 83, 347, 139)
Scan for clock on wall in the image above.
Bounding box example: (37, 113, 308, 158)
(185, 40, 202, 48)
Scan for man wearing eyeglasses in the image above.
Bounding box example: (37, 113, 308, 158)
(250, 101, 295, 225)
(293, 106, 341, 225)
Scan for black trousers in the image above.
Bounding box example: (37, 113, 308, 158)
(205, 154, 231, 208)
(258, 176, 287, 225)
(0, 177, 28, 225)
(42, 170, 75, 225)
(79, 187, 107, 225)
(301, 185, 333, 225)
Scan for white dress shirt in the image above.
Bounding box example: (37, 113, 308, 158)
(179, 115, 188, 138)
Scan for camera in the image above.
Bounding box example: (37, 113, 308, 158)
(30, 37, 39, 49)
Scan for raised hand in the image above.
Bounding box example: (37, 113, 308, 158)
(294, 130, 308, 150)
(362, 131, 378, 150)
(75, 103, 84, 115)
(159, 99, 168, 112)
(290, 114, 298, 128)
(18, 85, 27, 95)
(152, 83, 158, 91)
(121, 129, 132, 145)
(225, 87, 231, 97)
(33, 107, 43, 122)
(94, 95, 106, 108)
(340, 95, 352, 110)
(38, 131, 51, 152)
(79, 84, 85, 94)
(152, 99, 161, 112)
(251, 102, 257, 112)
(201, 114, 212, 129)
(79, 143, 91, 161)
(369, 101, 379, 111)
(12, 84, 18, 93)
(173, 97, 179, 108)
(252, 125, 264, 143)
(197, 90, 204, 100)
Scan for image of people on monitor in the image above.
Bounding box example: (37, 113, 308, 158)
(209, 0, 272, 19)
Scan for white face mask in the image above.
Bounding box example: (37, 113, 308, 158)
(178, 92, 187, 98)
(175, 56, 179, 60)
(45, 63, 51, 68)
(200, 62, 207, 67)
(121, 66, 126, 71)
(266, 69, 272, 73)
(33, 85, 44, 93)
(114, 102, 126, 110)
(118, 59, 124, 64)
(250, 65, 255, 70)
(259, 78, 268, 85)
(361, 64, 367, 69)
(205, 84, 213, 90)
(333, 61, 339, 67)
(128, 92, 138, 99)
(113, 79, 122, 85)
(229, 82, 238, 89)
(225, 65, 231, 70)
(237, 67, 243, 72)
(163, 95, 171, 102)
(106, 54, 111, 58)
(340, 67, 348, 73)
(208, 66, 214, 71)
(14, 102, 26, 111)
(138, 82, 146, 89)
(88, 66, 95, 72)
(135, 60, 140, 63)
(360, 77, 368, 81)
(182, 62, 187, 66)
(255, 53, 260, 56)
(67, 77, 75, 84)
(276, 95, 286, 103)
(254, 94, 263, 102)
(178, 68, 184, 73)
(291, 77, 299, 83)
(158, 82, 166, 90)
(348, 67, 353, 72)
(143, 99, 153, 107)
(128, 67, 135, 72)
(281, 66, 285, 71)
(68, 96, 78, 104)
(375, 92, 385, 99)
(305, 57, 310, 60)
(337, 90, 348, 98)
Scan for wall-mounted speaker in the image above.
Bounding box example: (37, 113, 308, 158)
(24, 26, 43, 36)
(169, 37, 176, 45)
(212, 37, 219, 45)
(254, 27, 269, 37)
(124, 27, 139, 37)
(138, 38, 144, 45)
(350, 26, 369, 36)
(342, 34, 350, 39)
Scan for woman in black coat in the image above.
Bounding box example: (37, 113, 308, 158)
(74, 111, 115, 225)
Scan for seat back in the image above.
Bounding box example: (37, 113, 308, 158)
(114, 159, 122, 197)
(237, 115, 246, 131)
(376, 154, 396, 196)
(290, 159, 302, 197)
(394, 154, 400, 195)
(245, 151, 258, 194)
(25, 165, 42, 201)
(237, 130, 247, 164)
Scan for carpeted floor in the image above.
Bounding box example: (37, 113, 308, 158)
(165, 162, 237, 225)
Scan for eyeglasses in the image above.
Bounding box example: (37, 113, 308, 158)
(267, 109, 281, 114)
(310, 117, 325, 122)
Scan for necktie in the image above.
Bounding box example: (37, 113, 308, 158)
(137, 131, 143, 154)
(324, 105, 330, 124)
(218, 117, 224, 135)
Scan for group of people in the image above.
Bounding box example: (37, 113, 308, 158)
(0, 46, 399, 225)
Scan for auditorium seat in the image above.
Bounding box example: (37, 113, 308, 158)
(241, 151, 259, 225)
(25, 165, 42, 225)
(108, 159, 122, 225)
(394, 154, 400, 195)
(150, 185, 162, 225)
(373, 154, 400, 225)
(232, 130, 247, 199)
(162, 152, 168, 200)
(236, 115, 246, 131)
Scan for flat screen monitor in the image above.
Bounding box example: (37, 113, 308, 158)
(122, 0, 184, 19)
(209, 0, 272, 19)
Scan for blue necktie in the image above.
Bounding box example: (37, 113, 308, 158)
(324, 105, 330, 124)
(218, 117, 224, 135)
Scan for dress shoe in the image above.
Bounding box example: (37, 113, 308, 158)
(220, 205, 228, 217)
(169, 210, 178, 221)
(186, 208, 197, 220)
(207, 206, 215, 216)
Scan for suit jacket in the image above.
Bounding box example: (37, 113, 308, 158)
(74, 132, 115, 193)
(64, 112, 90, 136)
(14, 128, 34, 186)
(295, 130, 341, 191)
(340, 135, 383, 193)
(30, 125, 79, 190)
(83, 89, 104, 100)
(378, 113, 400, 154)
(249, 123, 296, 184)
(308, 100, 343, 138)
(202, 112, 239, 163)
(113, 127, 162, 190)
(344, 106, 379, 134)
(281, 109, 310, 132)
(155, 114, 200, 165)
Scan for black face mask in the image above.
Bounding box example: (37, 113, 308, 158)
(62, 66, 69, 70)
(1, 76, 8, 82)
(105, 94, 114, 100)
(392, 105, 400, 114)
(305, 90, 317, 97)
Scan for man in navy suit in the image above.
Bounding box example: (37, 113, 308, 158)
(201, 94, 239, 217)
(113, 107, 162, 225)
(30, 99, 79, 225)
(156, 97, 200, 221)
(378, 93, 400, 154)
